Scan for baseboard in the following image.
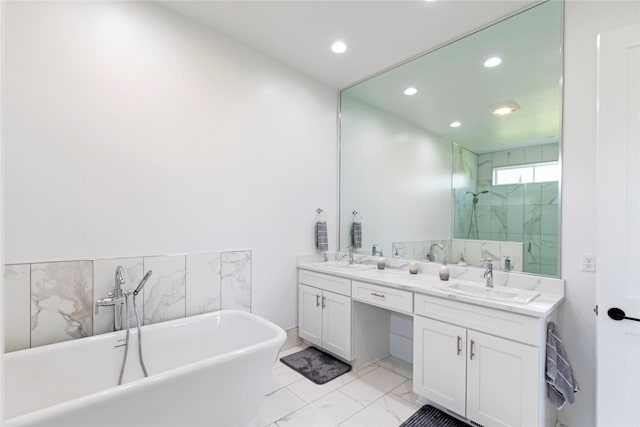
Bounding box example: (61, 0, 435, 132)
(281, 327, 302, 351)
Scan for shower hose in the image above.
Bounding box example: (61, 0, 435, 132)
(118, 291, 149, 385)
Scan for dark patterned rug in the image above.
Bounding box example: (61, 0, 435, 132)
(280, 346, 351, 385)
(400, 405, 474, 427)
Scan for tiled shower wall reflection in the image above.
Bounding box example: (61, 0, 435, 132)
(453, 143, 559, 276)
(4, 250, 251, 353)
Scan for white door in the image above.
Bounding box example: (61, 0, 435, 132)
(298, 284, 322, 348)
(413, 316, 467, 416)
(596, 24, 640, 426)
(466, 331, 538, 427)
(321, 291, 351, 360)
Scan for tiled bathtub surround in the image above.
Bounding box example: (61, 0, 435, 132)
(221, 251, 252, 311)
(4, 250, 251, 352)
(31, 261, 93, 347)
(186, 253, 221, 316)
(5, 265, 31, 351)
(143, 255, 187, 325)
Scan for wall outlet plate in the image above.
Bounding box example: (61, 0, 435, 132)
(581, 254, 596, 272)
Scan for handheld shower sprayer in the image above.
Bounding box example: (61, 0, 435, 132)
(134, 270, 152, 296)
(466, 190, 490, 238)
(466, 190, 489, 204)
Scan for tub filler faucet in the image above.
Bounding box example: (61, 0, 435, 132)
(96, 267, 153, 331)
(95, 266, 127, 331)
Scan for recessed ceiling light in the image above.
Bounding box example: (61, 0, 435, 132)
(484, 57, 502, 68)
(450, 121, 461, 128)
(404, 87, 418, 96)
(331, 41, 347, 54)
(491, 103, 519, 116)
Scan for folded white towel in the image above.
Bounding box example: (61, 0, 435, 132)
(546, 321, 579, 409)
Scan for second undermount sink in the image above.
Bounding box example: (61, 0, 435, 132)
(443, 282, 540, 304)
(312, 261, 376, 272)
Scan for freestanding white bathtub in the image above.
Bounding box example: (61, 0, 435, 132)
(4, 310, 286, 426)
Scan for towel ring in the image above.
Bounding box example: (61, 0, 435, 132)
(316, 208, 327, 221)
(352, 210, 362, 222)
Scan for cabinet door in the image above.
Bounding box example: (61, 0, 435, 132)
(466, 330, 539, 427)
(299, 284, 322, 348)
(321, 291, 352, 360)
(413, 316, 467, 416)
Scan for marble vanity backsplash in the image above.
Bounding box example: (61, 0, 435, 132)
(4, 250, 252, 352)
(389, 239, 524, 272)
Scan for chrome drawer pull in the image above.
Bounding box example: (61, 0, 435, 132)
(470, 339, 475, 360)
(316, 294, 320, 308)
(457, 336, 462, 355)
(322, 296, 326, 308)
(371, 292, 386, 298)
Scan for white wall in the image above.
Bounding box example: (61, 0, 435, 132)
(2, 1, 338, 330)
(561, 2, 639, 425)
(339, 95, 452, 256)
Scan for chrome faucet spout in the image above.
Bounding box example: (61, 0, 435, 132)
(342, 247, 355, 264)
(483, 259, 494, 288)
(426, 243, 444, 262)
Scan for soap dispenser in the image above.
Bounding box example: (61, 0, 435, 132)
(377, 251, 385, 270)
(439, 257, 450, 281)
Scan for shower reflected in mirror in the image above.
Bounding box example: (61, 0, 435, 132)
(466, 191, 489, 239)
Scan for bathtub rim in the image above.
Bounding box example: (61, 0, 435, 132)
(4, 309, 286, 425)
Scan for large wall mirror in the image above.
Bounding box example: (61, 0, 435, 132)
(339, 1, 562, 277)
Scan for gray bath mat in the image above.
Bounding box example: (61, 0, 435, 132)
(280, 346, 351, 385)
(400, 405, 474, 427)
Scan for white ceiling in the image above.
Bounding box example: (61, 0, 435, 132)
(159, 0, 539, 90)
(343, 0, 562, 153)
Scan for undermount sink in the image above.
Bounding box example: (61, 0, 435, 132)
(312, 261, 376, 272)
(443, 282, 540, 304)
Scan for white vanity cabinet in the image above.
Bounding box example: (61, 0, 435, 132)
(298, 270, 352, 360)
(414, 294, 544, 427)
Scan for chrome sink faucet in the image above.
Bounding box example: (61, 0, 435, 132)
(426, 243, 444, 262)
(483, 259, 494, 288)
(343, 247, 355, 264)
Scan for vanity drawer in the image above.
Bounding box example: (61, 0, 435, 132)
(352, 281, 413, 314)
(414, 294, 541, 346)
(299, 269, 351, 296)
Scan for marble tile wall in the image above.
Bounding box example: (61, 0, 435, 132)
(451, 239, 523, 272)
(453, 143, 560, 275)
(390, 240, 451, 263)
(3, 250, 251, 353)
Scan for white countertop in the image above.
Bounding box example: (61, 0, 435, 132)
(298, 260, 564, 318)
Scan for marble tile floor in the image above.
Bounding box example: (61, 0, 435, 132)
(259, 345, 421, 427)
